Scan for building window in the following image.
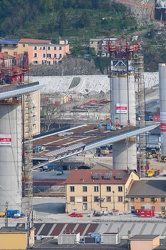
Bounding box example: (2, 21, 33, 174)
(151, 198, 155, 202)
(83, 196, 87, 202)
(59, 46, 62, 50)
(47, 54, 51, 58)
(34, 46, 37, 50)
(94, 196, 98, 202)
(43, 54, 46, 58)
(43, 46, 45, 50)
(70, 196, 75, 202)
(82, 186, 87, 192)
(48, 46, 50, 50)
(70, 186, 75, 192)
(54, 54, 57, 58)
(118, 186, 123, 192)
(54, 47, 56, 50)
(22, 44, 25, 47)
(140, 197, 144, 202)
(106, 186, 111, 192)
(47, 61, 51, 65)
(42, 60, 47, 64)
(161, 198, 165, 202)
(53, 61, 57, 64)
(118, 196, 123, 202)
(130, 198, 134, 202)
(141, 206, 145, 210)
(34, 53, 37, 57)
(131, 206, 135, 210)
(161, 206, 165, 211)
(59, 54, 62, 58)
(94, 186, 99, 192)
(106, 196, 111, 202)
(151, 206, 155, 210)
(33, 61, 38, 64)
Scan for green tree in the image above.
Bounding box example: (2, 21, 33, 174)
(57, 7, 66, 36)
(79, 11, 90, 28)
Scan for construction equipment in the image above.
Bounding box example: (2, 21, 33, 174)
(146, 149, 159, 159)
(146, 169, 160, 177)
(159, 211, 166, 218)
(161, 155, 166, 163)
(100, 146, 110, 156)
(0, 212, 5, 217)
(146, 169, 155, 177)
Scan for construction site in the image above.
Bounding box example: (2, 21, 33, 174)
(1, 37, 166, 249)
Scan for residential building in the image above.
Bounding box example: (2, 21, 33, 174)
(28, 40, 69, 65)
(89, 39, 102, 54)
(126, 179, 166, 212)
(90, 37, 117, 56)
(0, 38, 51, 56)
(0, 38, 69, 65)
(65, 169, 139, 213)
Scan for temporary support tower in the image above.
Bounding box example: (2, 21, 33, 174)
(22, 93, 34, 213)
(135, 55, 146, 177)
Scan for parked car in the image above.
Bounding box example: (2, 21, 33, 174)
(69, 212, 83, 217)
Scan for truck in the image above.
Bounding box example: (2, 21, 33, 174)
(41, 164, 57, 171)
(6, 209, 21, 218)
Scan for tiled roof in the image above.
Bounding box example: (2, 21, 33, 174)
(127, 180, 166, 197)
(0, 53, 14, 59)
(19, 38, 51, 44)
(65, 169, 131, 185)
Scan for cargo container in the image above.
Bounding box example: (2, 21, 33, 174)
(58, 233, 80, 245)
(139, 210, 155, 217)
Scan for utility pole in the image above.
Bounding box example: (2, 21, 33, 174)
(5, 202, 8, 227)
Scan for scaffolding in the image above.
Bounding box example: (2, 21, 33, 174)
(135, 55, 146, 177)
(22, 93, 34, 213)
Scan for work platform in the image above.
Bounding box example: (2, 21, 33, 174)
(32, 123, 159, 167)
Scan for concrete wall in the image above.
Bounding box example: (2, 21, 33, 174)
(26, 72, 159, 94)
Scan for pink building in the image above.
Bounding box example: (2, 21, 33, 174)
(28, 40, 70, 65)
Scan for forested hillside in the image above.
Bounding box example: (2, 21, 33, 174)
(1, 0, 166, 72)
(0, 0, 137, 44)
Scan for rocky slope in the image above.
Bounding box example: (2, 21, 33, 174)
(29, 58, 101, 76)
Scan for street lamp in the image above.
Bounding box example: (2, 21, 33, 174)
(112, 191, 115, 210)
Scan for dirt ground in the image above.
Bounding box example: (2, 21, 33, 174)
(70, 153, 166, 174)
(148, 158, 166, 173)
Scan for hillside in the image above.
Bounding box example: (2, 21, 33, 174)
(0, 0, 137, 44)
(1, 0, 166, 72)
